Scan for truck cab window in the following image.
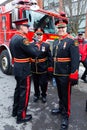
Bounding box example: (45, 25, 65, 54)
(22, 10, 55, 33)
(12, 9, 19, 21)
(2, 16, 6, 30)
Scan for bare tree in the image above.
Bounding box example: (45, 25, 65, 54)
(44, 0, 87, 35)
(0, 0, 13, 5)
(62, 0, 87, 35)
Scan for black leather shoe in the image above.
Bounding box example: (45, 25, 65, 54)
(60, 118, 69, 130)
(51, 108, 61, 115)
(84, 79, 87, 83)
(12, 113, 17, 117)
(81, 77, 87, 83)
(42, 97, 47, 103)
(12, 111, 17, 117)
(33, 96, 39, 102)
(17, 114, 32, 124)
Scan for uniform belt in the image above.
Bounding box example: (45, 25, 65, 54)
(14, 58, 31, 63)
(31, 58, 47, 63)
(54, 58, 71, 62)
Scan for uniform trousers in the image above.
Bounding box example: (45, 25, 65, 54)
(55, 76, 72, 117)
(13, 76, 31, 119)
(32, 73, 48, 98)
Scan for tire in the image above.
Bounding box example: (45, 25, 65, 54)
(0, 50, 12, 75)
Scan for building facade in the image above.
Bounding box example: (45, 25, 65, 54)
(43, 0, 87, 35)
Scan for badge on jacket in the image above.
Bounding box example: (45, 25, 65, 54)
(42, 46, 45, 52)
(63, 42, 67, 49)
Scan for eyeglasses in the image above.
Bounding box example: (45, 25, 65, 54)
(22, 24, 29, 28)
(36, 33, 43, 36)
(57, 26, 66, 29)
(31, 3, 37, 5)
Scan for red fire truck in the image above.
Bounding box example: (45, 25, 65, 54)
(0, 0, 67, 75)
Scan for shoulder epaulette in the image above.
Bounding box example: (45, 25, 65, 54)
(74, 39, 79, 46)
(23, 38, 30, 45)
(67, 34, 74, 39)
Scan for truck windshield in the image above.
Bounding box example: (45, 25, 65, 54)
(23, 10, 56, 34)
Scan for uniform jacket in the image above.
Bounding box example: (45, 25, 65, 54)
(53, 34, 79, 79)
(10, 32, 39, 78)
(31, 41, 53, 74)
(78, 38, 87, 61)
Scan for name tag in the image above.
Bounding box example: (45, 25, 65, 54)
(42, 46, 45, 52)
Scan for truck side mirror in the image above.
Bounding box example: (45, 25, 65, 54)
(12, 23, 16, 29)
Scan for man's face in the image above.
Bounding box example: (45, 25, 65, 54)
(20, 25, 29, 34)
(56, 26, 67, 36)
(78, 34, 83, 39)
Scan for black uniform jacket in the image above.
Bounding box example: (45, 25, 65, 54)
(53, 34, 79, 77)
(31, 41, 53, 74)
(10, 33, 40, 78)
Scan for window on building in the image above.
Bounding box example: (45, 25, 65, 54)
(44, 0, 58, 10)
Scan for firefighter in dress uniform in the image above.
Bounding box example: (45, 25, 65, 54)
(10, 18, 40, 124)
(77, 32, 87, 83)
(51, 12, 79, 130)
(31, 27, 53, 103)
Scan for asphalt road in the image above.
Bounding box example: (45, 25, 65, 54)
(0, 65, 87, 130)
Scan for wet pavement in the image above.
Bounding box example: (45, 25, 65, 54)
(0, 64, 87, 130)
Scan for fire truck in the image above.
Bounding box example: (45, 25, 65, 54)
(0, 0, 67, 75)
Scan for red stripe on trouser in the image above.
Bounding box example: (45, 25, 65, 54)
(22, 76, 31, 118)
(67, 82, 71, 117)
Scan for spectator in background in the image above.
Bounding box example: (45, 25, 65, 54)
(77, 32, 87, 83)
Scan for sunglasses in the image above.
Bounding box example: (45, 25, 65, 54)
(36, 33, 43, 36)
(57, 26, 66, 29)
(22, 24, 29, 27)
(31, 3, 37, 5)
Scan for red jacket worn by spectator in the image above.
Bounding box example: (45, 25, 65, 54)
(78, 38, 87, 61)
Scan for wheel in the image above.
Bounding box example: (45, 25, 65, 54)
(0, 50, 12, 75)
